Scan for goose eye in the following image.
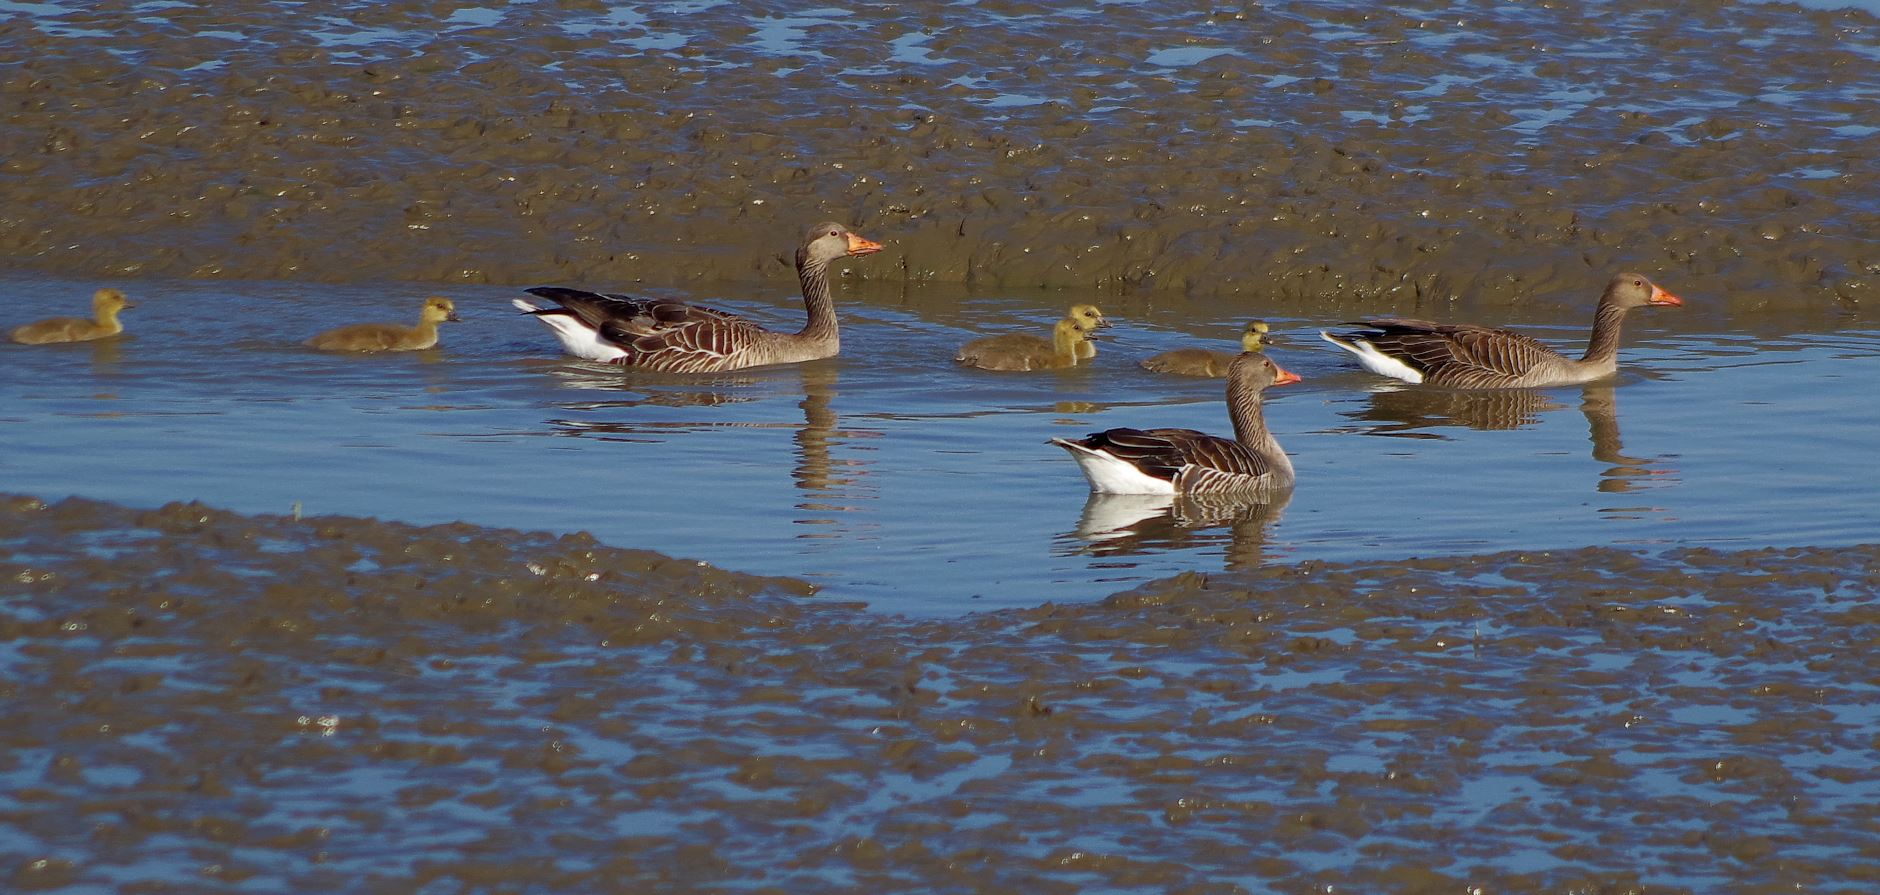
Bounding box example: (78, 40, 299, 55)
(829, 229, 840, 237)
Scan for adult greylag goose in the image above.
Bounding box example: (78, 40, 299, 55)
(957, 305, 1109, 371)
(1051, 352, 1300, 495)
(514, 222, 882, 372)
(1319, 272, 1682, 388)
(307, 296, 460, 351)
(1140, 320, 1272, 377)
(9, 288, 133, 345)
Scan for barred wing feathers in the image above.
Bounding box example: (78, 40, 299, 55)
(1073, 427, 1277, 487)
(523, 286, 773, 373)
(1347, 318, 1567, 388)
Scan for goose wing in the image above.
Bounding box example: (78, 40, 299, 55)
(1078, 427, 1275, 483)
(525, 286, 771, 367)
(1348, 317, 1565, 384)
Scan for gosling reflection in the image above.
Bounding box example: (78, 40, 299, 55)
(86, 336, 126, 375)
(1347, 384, 1675, 494)
(1063, 490, 1289, 571)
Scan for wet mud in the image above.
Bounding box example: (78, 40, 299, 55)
(1, 1, 1877, 311)
(5, 493, 1878, 892)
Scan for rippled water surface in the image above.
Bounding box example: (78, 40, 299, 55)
(6, 272, 1875, 614)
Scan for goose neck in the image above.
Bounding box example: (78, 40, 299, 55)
(797, 258, 839, 344)
(1579, 299, 1631, 366)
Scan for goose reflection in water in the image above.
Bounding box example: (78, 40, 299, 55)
(1346, 383, 1674, 494)
(1061, 490, 1290, 571)
(536, 367, 759, 440)
(535, 361, 878, 538)
(791, 362, 877, 506)
(1579, 385, 1675, 496)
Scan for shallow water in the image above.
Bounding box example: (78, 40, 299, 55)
(6, 271, 1876, 614)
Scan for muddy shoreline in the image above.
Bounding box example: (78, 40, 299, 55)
(5, 492, 1878, 891)
(1, 1, 1876, 311)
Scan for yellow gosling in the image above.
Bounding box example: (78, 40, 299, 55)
(957, 317, 1096, 371)
(1140, 320, 1272, 378)
(1067, 304, 1110, 360)
(9, 288, 134, 345)
(307, 296, 460, 352)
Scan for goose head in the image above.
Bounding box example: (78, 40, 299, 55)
(798, 222, 883, 269)
(1232, 352, 1303, 391)
(1604, 273, 1682, 309)
(421, 296, 461, 324)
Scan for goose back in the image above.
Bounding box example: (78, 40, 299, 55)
(1053, 352, 1298, 494)
(518, 222, 880, 372)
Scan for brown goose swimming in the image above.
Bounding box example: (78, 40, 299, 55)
(9, 288, 134, 345)
(1319, 273, 1682, 389)
(307, 296, 460, 352)
(514, 222, 882, 373)
(1140, 320, 1272, 377)
(1051, 352, 1300, 495)
(957, 305, 1109, 372)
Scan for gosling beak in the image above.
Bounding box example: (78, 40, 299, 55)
(846, 233, 883, 256)
(446, 311, 462, 322)
(1648, 283, 1683, 307)
(1272, 365, 1303, 386)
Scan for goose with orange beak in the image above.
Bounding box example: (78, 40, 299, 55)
(516, 222, 882, 372)
(1052, 353, 1302, 495)
(1319, 272, 1683, 389)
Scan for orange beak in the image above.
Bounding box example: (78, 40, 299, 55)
(1648, 284, 1683, 307)
(1272, 365, 1303, 386)
(846, 232, 883, 256)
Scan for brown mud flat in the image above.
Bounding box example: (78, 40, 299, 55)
(0, 2, 1877, 314)
(4, 493, 1878, 892)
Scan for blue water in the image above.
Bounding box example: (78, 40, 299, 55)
(5, 272, 1876, 614)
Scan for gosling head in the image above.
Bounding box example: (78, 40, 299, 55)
(799, 222, 883, 268)
(1067, 304, 1110, 331)
(93, 288, 134, 315)
(421, 296, 461, 324)
(1053, 316, 1096, 353)
(1240, 320, 1273, 352)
